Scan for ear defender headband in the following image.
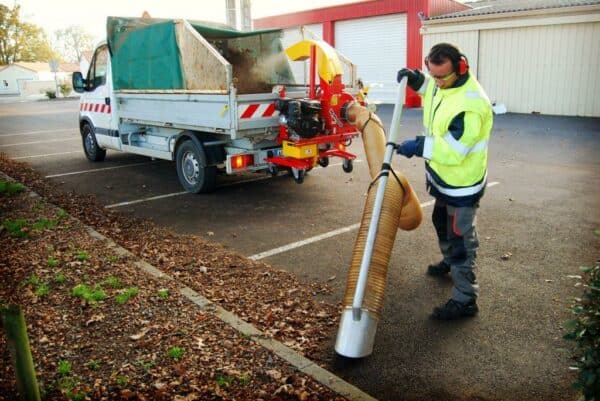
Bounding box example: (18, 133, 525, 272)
(424, 49, 470, 76)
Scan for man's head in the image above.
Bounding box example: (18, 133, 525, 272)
(425, 43, 468, 89)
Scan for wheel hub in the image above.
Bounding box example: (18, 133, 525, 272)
(182, 151, 200, 185)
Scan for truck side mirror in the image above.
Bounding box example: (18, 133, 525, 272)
(72, 72, 85, 93)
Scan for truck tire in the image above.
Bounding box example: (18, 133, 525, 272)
(82, 123, 106, 162)
(175, 140, 217, 193)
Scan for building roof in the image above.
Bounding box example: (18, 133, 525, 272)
(58, 63, 80, 72)
(427, 0, 600, 20)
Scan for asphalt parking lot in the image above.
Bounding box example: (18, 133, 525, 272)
(1, 98, 599, 401)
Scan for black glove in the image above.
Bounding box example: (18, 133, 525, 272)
(395, 140, 417, 158)
(397, 68, 424, 91)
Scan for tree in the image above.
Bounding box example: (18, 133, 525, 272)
(54, 26, 93, 63)
(0, 4, 59, 64)
(17, 23, 59, 62)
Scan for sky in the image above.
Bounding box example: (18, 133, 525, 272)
(0, 0, 366, 44)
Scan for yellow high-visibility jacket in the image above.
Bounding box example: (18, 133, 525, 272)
(415, 73, 493, 206)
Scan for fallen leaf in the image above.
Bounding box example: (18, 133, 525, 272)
(266, 369, 282, 380)
(130, 328, 150, 340)
(86, 313, 105, 326)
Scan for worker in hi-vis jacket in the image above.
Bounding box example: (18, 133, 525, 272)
(396, 43, 493, 320)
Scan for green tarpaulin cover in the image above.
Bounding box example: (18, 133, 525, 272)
(107, 17, 285, 91)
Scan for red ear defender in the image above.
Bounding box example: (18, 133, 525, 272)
(458, 55, 469, 75)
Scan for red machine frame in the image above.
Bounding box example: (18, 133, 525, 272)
(264, 44, 361, 180)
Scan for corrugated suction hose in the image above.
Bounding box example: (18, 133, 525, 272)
(343, 103, 423, 320)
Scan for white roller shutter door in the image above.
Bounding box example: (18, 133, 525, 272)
(335, 14, 407, 103)
(281, 24, 323, 85)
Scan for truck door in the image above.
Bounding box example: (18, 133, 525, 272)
(82, 44, 117, 149)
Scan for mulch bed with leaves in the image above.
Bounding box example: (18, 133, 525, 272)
(0, 153, 347, 400)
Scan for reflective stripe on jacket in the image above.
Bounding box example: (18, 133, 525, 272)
(419, 73, 493, 206)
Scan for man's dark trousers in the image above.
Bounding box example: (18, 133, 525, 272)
(432, 199, 480, 303)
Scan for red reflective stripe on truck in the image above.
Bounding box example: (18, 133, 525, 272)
(80, 103, 111, 114)
(262, 103, 276, 117)
(240, 104, 259, 119)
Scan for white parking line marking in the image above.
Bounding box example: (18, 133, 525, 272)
(105, 191, 188, 209)
(104, 176, 274, 209)
(0, 128, 75, 137)
(13, 151, 80, 160)
(0, 137, 78, 147)
(248, 181, 500, 260)
(249, 224, 361, 261)
(45, 162, 157, 178)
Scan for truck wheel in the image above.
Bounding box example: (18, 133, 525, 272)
(176, 140, 217, 193)
(342, 159, 353, 173)
(82, 123, 106, 162)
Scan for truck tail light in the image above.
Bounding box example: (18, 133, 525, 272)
(231, 154, 254, 170)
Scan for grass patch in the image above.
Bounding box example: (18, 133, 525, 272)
(57, 360, 72, 376)
(115, 287, 139, 305)
(116, 375, 129, 386)
(34, 283, 50, 297)
(71, 284, 106, 304)
(137, 359, 155, 371)
(47, 257, 59, 267)
(2, 218, 29, 238)
(31, 218, 58, 231)
(107, 255, 120, 263)
(167, 346, 184, 360)
(85, 360, 101, 370)
(74, 250, 89, 262)
(216, 374, 234, 388)
(157, 289, 169, 299)
(54, 273, 66, 284)
(23, 274, 40, 287)
(0, 180, 25, 195)
(102, 276, 123, 289)
(56, 208, 67, 219)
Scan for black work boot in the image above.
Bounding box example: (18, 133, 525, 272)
(427, 261, 451, 276)
(431, 299, 478, 320)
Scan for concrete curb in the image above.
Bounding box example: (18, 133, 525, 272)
(1, 172, 378, 401)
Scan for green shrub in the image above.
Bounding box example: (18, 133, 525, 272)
(58, 83, 71, 97)
(0, 180, 25, 195)
(45, 90, 56, 99)
(564, 264, 600, 400)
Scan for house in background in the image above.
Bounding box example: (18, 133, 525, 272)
(0, 61, 80, 97)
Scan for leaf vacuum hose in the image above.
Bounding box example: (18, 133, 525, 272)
(335, 81, 422, 357)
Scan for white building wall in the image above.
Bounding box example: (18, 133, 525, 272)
(0, 66, 37, 95)
(421, 8, 600, 116)
(479, 22, 600, 116)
